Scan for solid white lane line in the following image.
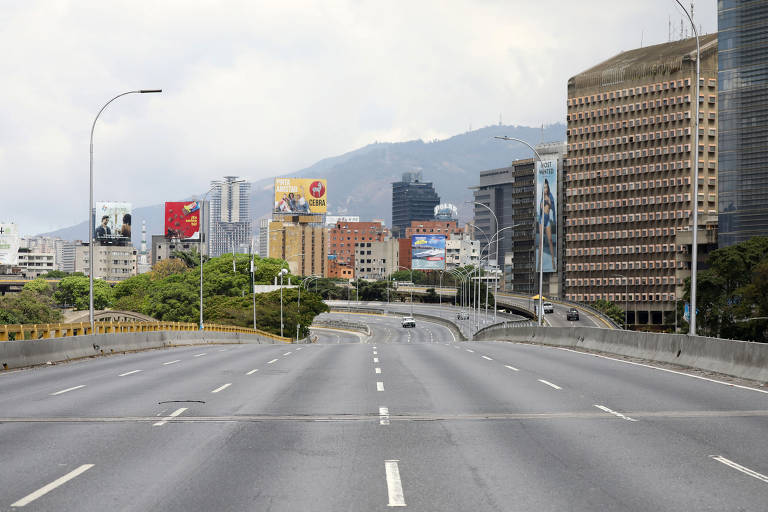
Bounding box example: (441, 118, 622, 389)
(211, 383, 232, 393)
(379, 407, 390, 425)
(373, 357, 379, 363)
(50, 385, 85, 396)
(163, 360, 180, 365)
(11, 464, 95, 507)
(711, 456, 768, 484)
(384, 460, 406, 507)
(377, 381, 385, 392)
(193, 353, 207, 357)
(118, 370, 142, 377)
(465, 349, 474, 353)
(283, 352, 292, 356)
(481, 355, 493, 361)
(267, 358, 279, 364)
(153, 407, 187, 427)
(246, 369, 259, 375)
(594, 404, 637, 422)
(504, 365, 519, 371)
(375, 367, 382, 374)
(538, 379, 562, 390)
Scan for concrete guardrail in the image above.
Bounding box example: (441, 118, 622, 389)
(312, 319, 371, 336)
(474, 325, 768, 384)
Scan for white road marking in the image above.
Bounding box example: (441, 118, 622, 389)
(374, 357, 379, 363)
(153, 407, 187, 427)
(376, 367, 382, 374)
(465, 349, 474, 353)
(553, 346, 768, 395)
(267, 359, 279, 364)
(211, 383, 232, 393)
(246, 369, 259, 375)
(283, 352, 292, 356)
(377, 381, 385, 392)
(218, 349, 227, 352)
(481, 355, 493, 361)
(118, 370, 142, 377)
(385, 460, 406, 507)
(373, 351, 378, 355)
(11, 464, 95, 507)
(295, 347, 303, 351)
(379, 406, 390, 425)
(504, 365, 519, 371)
(711, 456, 768, 484)
(50, 385, 85, 396)
(538, 379, 562, 390)
(193, 353, 207, 357)
(594, 404, 637, 421)
(163, 360, 181, 365)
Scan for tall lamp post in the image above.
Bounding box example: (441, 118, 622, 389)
(278, 268, 289, 337)
(493, 136, 546, 326)
(674, 0, 700, 336)
(615, 274, 629, 330)
(297, 275, 321, 341)
(199, 187, 215, 330)
(89, 89, 161, 333)
(396, 265, 414, 316)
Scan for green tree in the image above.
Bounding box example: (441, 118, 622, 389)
(53, 275, 113, 310)
(36, 270, 69, 279)
(593, 299, 626, 327)
(0, 291, 62, 324)
(23, 278, 53, 296)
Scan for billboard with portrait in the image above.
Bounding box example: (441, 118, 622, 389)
(535, 159, 557, 273)
(411, 234, 446, 270)
(0, 223, 20, 265)
(164, 201, 201, 239)
(274, 178, 327, 214)
(95, 201, 132, 241)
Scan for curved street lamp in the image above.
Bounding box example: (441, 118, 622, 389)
(89, 89, 161, 333)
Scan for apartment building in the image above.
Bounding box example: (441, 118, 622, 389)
(326, 221, 387, 278)
(354, 239, 399, 280)
(267, 221, 327, 277)
(565, 35, 718, 327)
(75, 242, 137, 281)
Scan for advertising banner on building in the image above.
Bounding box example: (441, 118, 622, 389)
(95, 201, 132, 241)
(274, 178, 327, 214)
(535, 159, 557, 273)
(0, 223, 20, 265)
(411, 234, 446, 270)
(164, 201, 201, 239)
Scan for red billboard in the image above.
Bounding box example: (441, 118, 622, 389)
(164, 201, 201, 239)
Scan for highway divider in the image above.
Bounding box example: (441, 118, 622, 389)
(329, 305, 467, 341)
(474, 325, 768, 384)
(311, 319, 371, 336)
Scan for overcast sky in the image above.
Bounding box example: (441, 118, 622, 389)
(1, 0, 717, 236)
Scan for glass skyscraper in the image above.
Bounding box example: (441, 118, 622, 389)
(718, 0, 768, 246)
(391, 171, 440, 238)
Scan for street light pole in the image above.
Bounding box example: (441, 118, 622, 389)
(615, 274, 628, 330)
(199, 186, 215, 330)
(89, 89, 161, 333)
(279, 268, 288, 337)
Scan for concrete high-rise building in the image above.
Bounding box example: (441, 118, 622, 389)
(209, 176, 251, 258)
(718, 1, 768, 247)
(565, 35, 719, 327)
(327, 221, 387, 278)
(75, 242, 137, 281)
(268, 221, 327, 276)
(391, 171, 440, 238)
(354, 239, 399, 280)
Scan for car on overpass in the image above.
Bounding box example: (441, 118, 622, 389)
(567, 308, 580, 321)
(401, 316, 416, 328)
(457, 311, 470, 320)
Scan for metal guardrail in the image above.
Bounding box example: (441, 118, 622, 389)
(0, 321, 292, 343)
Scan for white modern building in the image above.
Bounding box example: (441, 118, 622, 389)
(209, 176, 251, 258)
(446, 235, 480, 269)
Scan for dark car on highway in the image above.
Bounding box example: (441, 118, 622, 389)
(567, 308, 579, 321)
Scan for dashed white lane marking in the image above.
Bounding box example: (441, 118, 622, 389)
(373, 346, 377, 349)
(481, 355, 493, 361)
(373, 351, 378, 355)
(538, 379, 562, 390)
(283, 352, 292, 356)
(11, 464, 95, 507)
(377, 381, 385, 392)
(375, 367, 382, 374)
(163, 360, 181, 365)
(711, 456, 768, 484)
(385, 460, 406, 507)
(504, 365, 519, 371)
(594, 404, 637, 421)
(118, 370, 142, 377)
(218, 349, 227, 352)
(295, 347, 303, 351)
(153, 407, 187, 427)
(211, 383, 232, 393)
(379, 407, 390, 425)
(50, 385, 85, 396)
(374, 357, 379, 363)
(465, 349, 474, 353)
(246, 369, 259, 375)
(267, 359, 279, 364)
(193, 353, 207, 357)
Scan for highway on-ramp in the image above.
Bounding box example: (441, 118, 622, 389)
(0, 313, 766, 510)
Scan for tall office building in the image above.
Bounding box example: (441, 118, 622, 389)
(268, 221, 327, 276)
(391, 171, 440, 238)
(565, 36, 719, 327)
(718, 0, 768, 246)
(209, 176, 251, 258)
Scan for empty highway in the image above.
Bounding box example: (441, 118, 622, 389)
(1, 312, 766, 510)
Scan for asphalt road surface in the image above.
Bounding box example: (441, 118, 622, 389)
(1, 314, 767, 511)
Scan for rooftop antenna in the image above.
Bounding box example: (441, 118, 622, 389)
(640, 29, 644, 47)
(668, 16, 672, 42)
(680, 19, 684, 40)
(499, 112, 502, 126)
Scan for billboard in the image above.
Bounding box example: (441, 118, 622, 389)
(95, 201, 132, 241)
(535, 159, 558, 273)
(0, 223, 20, 265)
(164, 201, 201, 239)
(411, 234, 446, 270)
(274, 178, 327, 214)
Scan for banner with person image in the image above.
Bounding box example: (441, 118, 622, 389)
(94, 201, 132, 241)
(274, 178, 327, 214)
(535, 160, 557, 273)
